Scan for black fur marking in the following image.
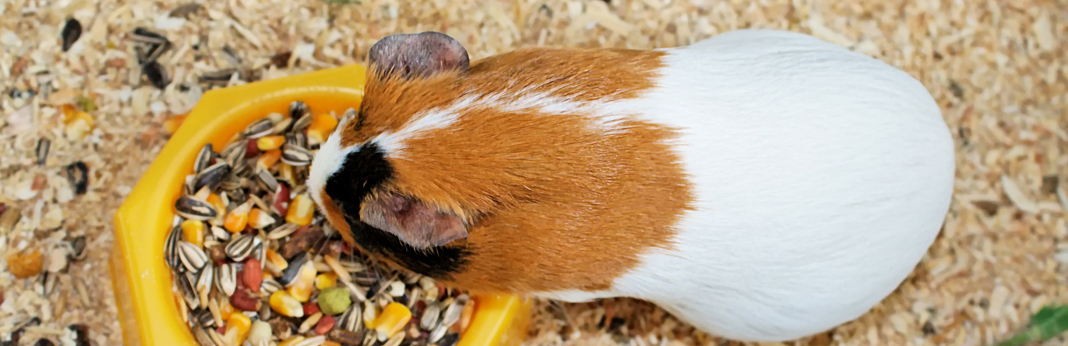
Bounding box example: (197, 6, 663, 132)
(324, 142, 470, 279)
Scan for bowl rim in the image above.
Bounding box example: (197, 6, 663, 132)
(109, 63, 532, 346)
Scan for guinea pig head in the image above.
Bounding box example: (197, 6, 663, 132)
(308, 31, 694, 294)
(307, 31, 477, 280)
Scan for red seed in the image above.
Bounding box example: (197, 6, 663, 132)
(245, 139, 260, 158)
(303, 301, 320, 316)
(314, 315, 336, 335)
(230, 288, 260, 311)
(217, 326, 226, 335)
(243, 258, 263, 293)
(272, 183, 290, 215)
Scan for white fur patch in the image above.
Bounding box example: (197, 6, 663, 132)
(307, 112, 357, 209)
(530, 29, 955, 342)
(370, 88, 636, 159)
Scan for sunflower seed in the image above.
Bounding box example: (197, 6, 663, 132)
(215, 263, 236, 296)
(68, 235, 87, 262)
(438, 332, 460, 346)
(178, 241, 208, 272)
(196, 309, 215, 327)
(177, 271, 199, 309)
(130, 27, 170, 45)
(440, 295, 467, 328)
(175, 196, 217, 220)
(219, 174, 243, 193)
(261, 277, 283, 294)
(194, 162, 231, 192)
(143, 60, 170, 89)
(210, 225, 230, 242)
(272, 117, 293, 135)
(165, 225, 183, 270)
(338, 304, 363, 333)
(61, 18, 82, 51)
(224, 234, 256, 262)
(292, 112, 313, 132)
(221, 140, 247, 166)
(66, 161, 88, 195)
(289, 101, 308, 119)
(277, 251, 308, 287)
(37, 271, 57, 296)
(194, 143, 214, 173)
(429, 324, 448, 343)
(280, 144, 313, 166)
(419, 303, 441, 330)
(35, 138, 50, 166)
(256, 167, 279, 192)
(267, 223, 298, 240)
(244, 119, 275, 139)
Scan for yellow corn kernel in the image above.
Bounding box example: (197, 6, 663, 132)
(163, 115, 187, 135)
(206, 193, 226, 225)
(256, 135, 286, 151)
(226, 313, 252, 345)
(322, 342, 341, 346)
(315, 272, 338, 290)
(307, 113, 339, 145)
(181, 219, 205, 248)
(257, 149, 282, 170)
(247, 207, 275, 229)
(373, 302, 412, 339)
(219, 297, 234, 320)
(277, 336, 305, 346)
(269, 290, 304, 318)
(224, 201, 253, 233)
(279, 163, 296, 183)
(287, 261, 317, 302)
(64, 111, 95, 140)
(266, 249, 288, 271)
(285, 194, 314, 226)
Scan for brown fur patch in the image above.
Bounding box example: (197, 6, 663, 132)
(332, 47, 695, 293)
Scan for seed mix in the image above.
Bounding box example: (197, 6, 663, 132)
(166, 101, 476, 346)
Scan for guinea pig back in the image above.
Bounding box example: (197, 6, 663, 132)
(308, 29, 956, 343)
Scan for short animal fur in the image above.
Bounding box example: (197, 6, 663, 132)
(308, 29, 956, 342)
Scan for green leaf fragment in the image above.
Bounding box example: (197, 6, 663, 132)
(993, 304, 1068, 346)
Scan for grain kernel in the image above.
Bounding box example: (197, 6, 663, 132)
(226, 312, 252, 345)
(7, 249, 44, 279)
(287, 260, 317, 302)
(256, 135, 286, 151)
(277, 335, 304, 346)
(224, 201, 252, 233)
(248, 207, 275, 229)
(257, 149, 281, 170)
(270, 290, 304, 318)
(307, 113, 338, 145)
(315, 272, 338, 289)
(374, 302, 412, 339)
(286, 194, 314, 226)
(181, 219, 205, 248)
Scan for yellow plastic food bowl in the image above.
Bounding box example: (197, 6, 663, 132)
(110, 64, 533, 346)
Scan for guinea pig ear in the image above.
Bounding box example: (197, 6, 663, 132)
(367, 31, 470, 79)
(359, 192, 468, 250)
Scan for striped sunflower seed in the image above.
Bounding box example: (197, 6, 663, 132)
(215, 263, 237, 296)
(175, 196, 217, 221)
(224, 233, 255, 262)
(178, 241, 208, 272)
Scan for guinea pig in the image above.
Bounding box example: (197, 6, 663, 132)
(307, 29, 956, 342)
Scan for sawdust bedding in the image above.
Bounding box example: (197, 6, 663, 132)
(0, 0, 1065, 345)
